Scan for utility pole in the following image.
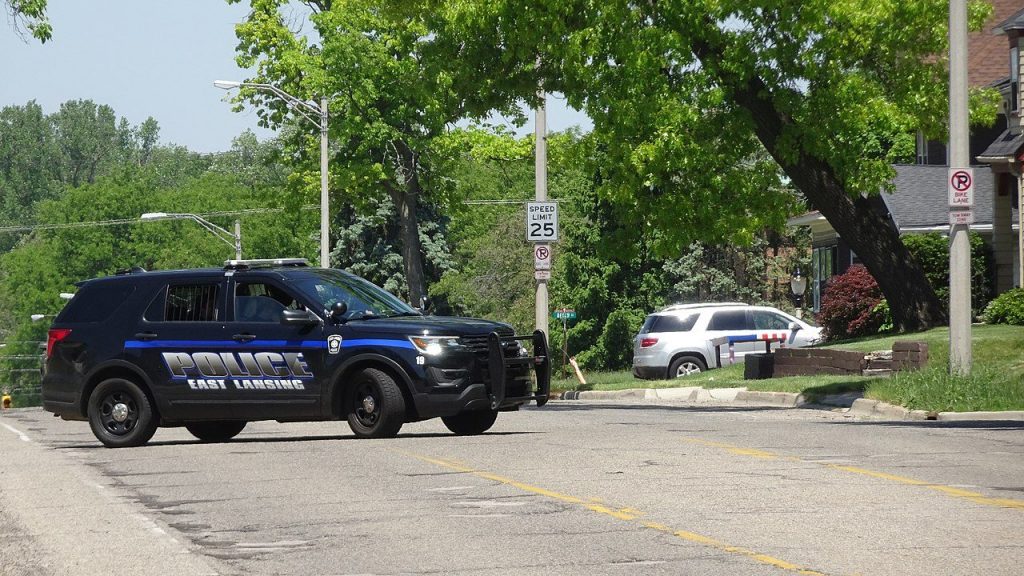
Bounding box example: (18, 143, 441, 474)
(949, 0, 972, 375)
(535, 91, 549, 338)
(320, 97, 330, 269)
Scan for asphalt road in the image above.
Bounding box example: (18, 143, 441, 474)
(2, 400, 1023, 576)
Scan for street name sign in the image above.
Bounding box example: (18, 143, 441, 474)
(526, 201, 558, 242)
(552, 309, 577, 320)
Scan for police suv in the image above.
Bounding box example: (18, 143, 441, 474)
(41, 259, 550, 447)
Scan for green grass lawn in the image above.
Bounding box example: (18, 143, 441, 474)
(553, 324, 1024, 412)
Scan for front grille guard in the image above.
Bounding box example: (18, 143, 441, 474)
(486, 330, 550, 410)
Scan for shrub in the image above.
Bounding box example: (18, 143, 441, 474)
(596, 308, 644, 370)
(982, 288, 1024, 325)
(902, 232, 994, 317)
(819, 265, 884, 340)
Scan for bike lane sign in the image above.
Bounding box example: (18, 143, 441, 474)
(948, 168, 974, 208)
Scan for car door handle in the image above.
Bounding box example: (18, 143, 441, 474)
(233, 333, 256, 343)
(134, 332, 158, 341)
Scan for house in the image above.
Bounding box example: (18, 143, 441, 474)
(788, 166, 1014, 311)
(789, 2, 1024, 312)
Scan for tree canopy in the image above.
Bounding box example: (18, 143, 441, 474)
(396, 0, 999, 330)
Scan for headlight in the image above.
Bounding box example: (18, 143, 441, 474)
(408, 335, 462, 355)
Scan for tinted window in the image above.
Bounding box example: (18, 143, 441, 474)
(654, 314, 697, 333)
(639, 315, 658, 334)
(164, 284, 220, 322)
(291, 269, 418, 319)
(707, 310, 751, 331)
(57, 283, 135, 323)
(753, 311, 790, 330)
(234, 281, 303, 323)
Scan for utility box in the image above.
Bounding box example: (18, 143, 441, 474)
(744, 353, 775, 380)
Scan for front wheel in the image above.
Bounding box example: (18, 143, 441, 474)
(442, 410, 498, 436)
(669, 355, 706, 378)
(185, 421, 247, 443)
(346, 368, 405, 438)
(87, 378, 158, 448)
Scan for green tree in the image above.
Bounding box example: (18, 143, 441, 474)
(5, 0, 50, 42)
(0, 101, 62, 236)
(399, 0, 999, 332)
(230, 0, 506, 304)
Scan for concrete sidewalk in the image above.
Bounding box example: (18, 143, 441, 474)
(560, 386, 1024, 422)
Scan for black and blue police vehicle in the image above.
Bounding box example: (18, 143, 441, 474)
(41, 258, 550, 447)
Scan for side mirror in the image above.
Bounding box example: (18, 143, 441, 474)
(419, 296, 432, 314)
(788, 322, 802, 331)
(282, 309, 319, 326)
(330, 301, 348, 321)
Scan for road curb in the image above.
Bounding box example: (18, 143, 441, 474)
(733, 390, 805, 407)
(560, 387, 1024, 422)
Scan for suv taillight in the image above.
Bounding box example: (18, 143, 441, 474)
(46, 328, 72, 359)
(640, 338, 658, 348)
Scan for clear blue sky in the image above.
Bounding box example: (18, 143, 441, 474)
(1, 1, 590, 153)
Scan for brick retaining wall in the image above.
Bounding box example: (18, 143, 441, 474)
(760, 341, 928, 378)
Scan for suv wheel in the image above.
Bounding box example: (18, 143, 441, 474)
(185, 421, 247, 443)
(669, 356, 705, 378)
(442, 410, 498, 436)
(88, 378, 158, 448)
(346, 368, 405, 438)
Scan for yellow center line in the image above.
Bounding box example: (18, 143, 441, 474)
(399, 450, 830, 576)
(681, 438, 1024, 511)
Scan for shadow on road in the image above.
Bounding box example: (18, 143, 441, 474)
(536, 402, 791, 414)
(51, 430, 539, 450)
(818, 419, 1024, 431)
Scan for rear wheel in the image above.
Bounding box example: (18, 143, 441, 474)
(346, 368, 405, 438)
(87, 378, 158, 448)
(669, 355, 706, 378)
(185, 421, 247, 443)
(442, 410, 498, 436)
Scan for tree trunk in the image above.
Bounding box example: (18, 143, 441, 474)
(387, 142, 427, 308)
(692, 37, 946, 331)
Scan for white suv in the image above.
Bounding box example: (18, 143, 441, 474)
(632, 303, 822, 379)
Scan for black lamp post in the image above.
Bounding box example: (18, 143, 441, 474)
(790, 266, 807, 319)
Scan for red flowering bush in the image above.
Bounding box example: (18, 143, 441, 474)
(819, 265, 885, 340)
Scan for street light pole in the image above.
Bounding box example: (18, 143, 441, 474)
(140, 212, 241, 259)
(215, 80, 330, 268)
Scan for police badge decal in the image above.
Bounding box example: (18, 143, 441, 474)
(327, 334, 343, 355)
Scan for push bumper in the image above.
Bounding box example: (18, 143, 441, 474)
(485, 330, 550, 410)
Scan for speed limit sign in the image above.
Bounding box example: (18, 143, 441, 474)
(526, 202, 558, 242)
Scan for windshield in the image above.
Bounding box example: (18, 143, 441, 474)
(291, 269, 419, 320)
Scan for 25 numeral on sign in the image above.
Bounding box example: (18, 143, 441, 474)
(530, 222, 556, 238)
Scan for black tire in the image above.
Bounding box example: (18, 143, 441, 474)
(442, 410, 498, 436)
(87, 378, 158, 448)
(668, 355, 706, 379)
(346, 368, 405, 438)
(185, 421, 247, 443)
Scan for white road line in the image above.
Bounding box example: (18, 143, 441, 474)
(1, 421, 31, 442)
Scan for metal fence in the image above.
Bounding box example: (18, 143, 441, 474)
(0, 341, 45, 407)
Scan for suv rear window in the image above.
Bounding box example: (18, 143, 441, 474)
(56, 283, 135, 323)
(640, 314, 697, 334)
